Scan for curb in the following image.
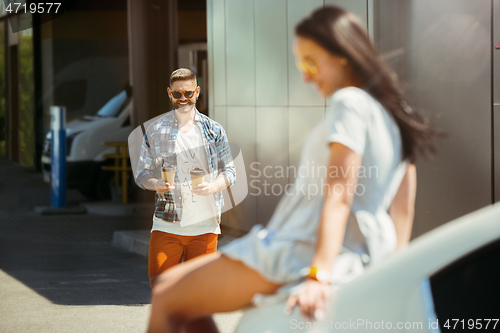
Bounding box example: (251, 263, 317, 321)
(34, 206, 87, 215)
(112, 230, 150, 256)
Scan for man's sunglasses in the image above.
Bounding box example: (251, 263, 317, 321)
(170, 90, 195, 99)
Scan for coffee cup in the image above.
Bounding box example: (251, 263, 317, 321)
(190, 168, 205, 187)
(161, 165, 175, 185)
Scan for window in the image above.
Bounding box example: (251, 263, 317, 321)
(430, 239, 500, 327)
(53, 79, 88, 112)
(19, 13, 34, 167)
(96, 89, 128, 118)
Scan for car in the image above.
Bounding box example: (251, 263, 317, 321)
(235, 202, 500, 332)
(42, 88, 132, 200)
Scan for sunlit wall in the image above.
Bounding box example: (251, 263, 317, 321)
(207, 0, 372, 231)
(208, 0, 498, 237)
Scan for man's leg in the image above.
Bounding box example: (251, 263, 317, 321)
(149, 231, 184, 289)
(183, 233, 218, 260)
(179, 233, 219, 332)
(147, 252, 282, 333)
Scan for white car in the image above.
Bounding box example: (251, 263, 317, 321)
(236, 202, 500, 332)
(42, 88, 132, 199)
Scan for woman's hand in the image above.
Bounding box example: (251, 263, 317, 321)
(285, 279, 331, 320)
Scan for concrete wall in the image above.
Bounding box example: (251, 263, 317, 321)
(127, 0, 178, 128)
(372, 0, 495, 238)
(405, 0, 493, 237)
(494, 0, 500, 204)
(207, 0, 372, 231)
(209, 0, 498, 238)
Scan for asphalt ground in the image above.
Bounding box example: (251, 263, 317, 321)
(0, 206, 153, 332)
(0, 157, 243, 332)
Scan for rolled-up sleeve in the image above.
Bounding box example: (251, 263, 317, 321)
(216, 127, 236, 186)
(135, 129, 155, 190)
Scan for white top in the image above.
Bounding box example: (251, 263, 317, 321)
(152, 125, 220, 236)
(220, 87, 408, 285)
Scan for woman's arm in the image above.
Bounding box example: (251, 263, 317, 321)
(389, 164, 417, 251)
(286, 142, 361, 319)
(311, 142, 361, 270)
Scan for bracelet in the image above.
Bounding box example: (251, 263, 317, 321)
(307, 266, 332, 285)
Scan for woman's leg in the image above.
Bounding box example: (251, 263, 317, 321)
(147, 252, 282, 333)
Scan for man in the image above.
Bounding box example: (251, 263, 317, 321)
(135, 68, 236, 289)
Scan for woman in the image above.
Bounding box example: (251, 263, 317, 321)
(147, 6, 435, 332)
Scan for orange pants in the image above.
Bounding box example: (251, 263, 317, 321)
(148, 231, 218, 276)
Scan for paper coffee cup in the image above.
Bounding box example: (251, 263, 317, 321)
(161, 165, 175, 185)
(190, 168, 205, 187)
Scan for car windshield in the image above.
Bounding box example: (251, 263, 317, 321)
(96, 90, 128, 117)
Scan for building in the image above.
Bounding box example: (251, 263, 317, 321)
(1, 0, 499, 238)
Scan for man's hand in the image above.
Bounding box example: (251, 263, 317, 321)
(285, 279, 331, 320)
(147, 178, 175, 193)
(191, 182, 217, 196)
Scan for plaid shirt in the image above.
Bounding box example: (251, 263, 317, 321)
(135, 109, 236, 223)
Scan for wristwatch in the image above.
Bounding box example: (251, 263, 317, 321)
(307, 266, 332, 285)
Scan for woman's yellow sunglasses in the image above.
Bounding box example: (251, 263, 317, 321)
(295, 58, 320, 75)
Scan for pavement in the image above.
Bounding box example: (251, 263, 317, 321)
(0, 156, 243, 333)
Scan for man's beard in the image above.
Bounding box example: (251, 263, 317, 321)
(172, 99, 196, 111)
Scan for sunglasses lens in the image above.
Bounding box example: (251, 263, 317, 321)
(296, 60, 317, 75)
(171, 91, 194, 99)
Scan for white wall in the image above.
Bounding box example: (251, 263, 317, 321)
(207, 0, 371, 231)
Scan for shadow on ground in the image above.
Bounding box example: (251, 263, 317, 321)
(0, 156, 154, 306)
(0, 208, 152, 306)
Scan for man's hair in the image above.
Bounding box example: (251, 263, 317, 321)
(170, 68, 196, 86)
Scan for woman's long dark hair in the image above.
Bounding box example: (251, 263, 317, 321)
(296, 6, 436, 161)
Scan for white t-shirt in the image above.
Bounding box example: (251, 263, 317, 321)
(152, 125, 220, 236)
(221, 87, 408, 285)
